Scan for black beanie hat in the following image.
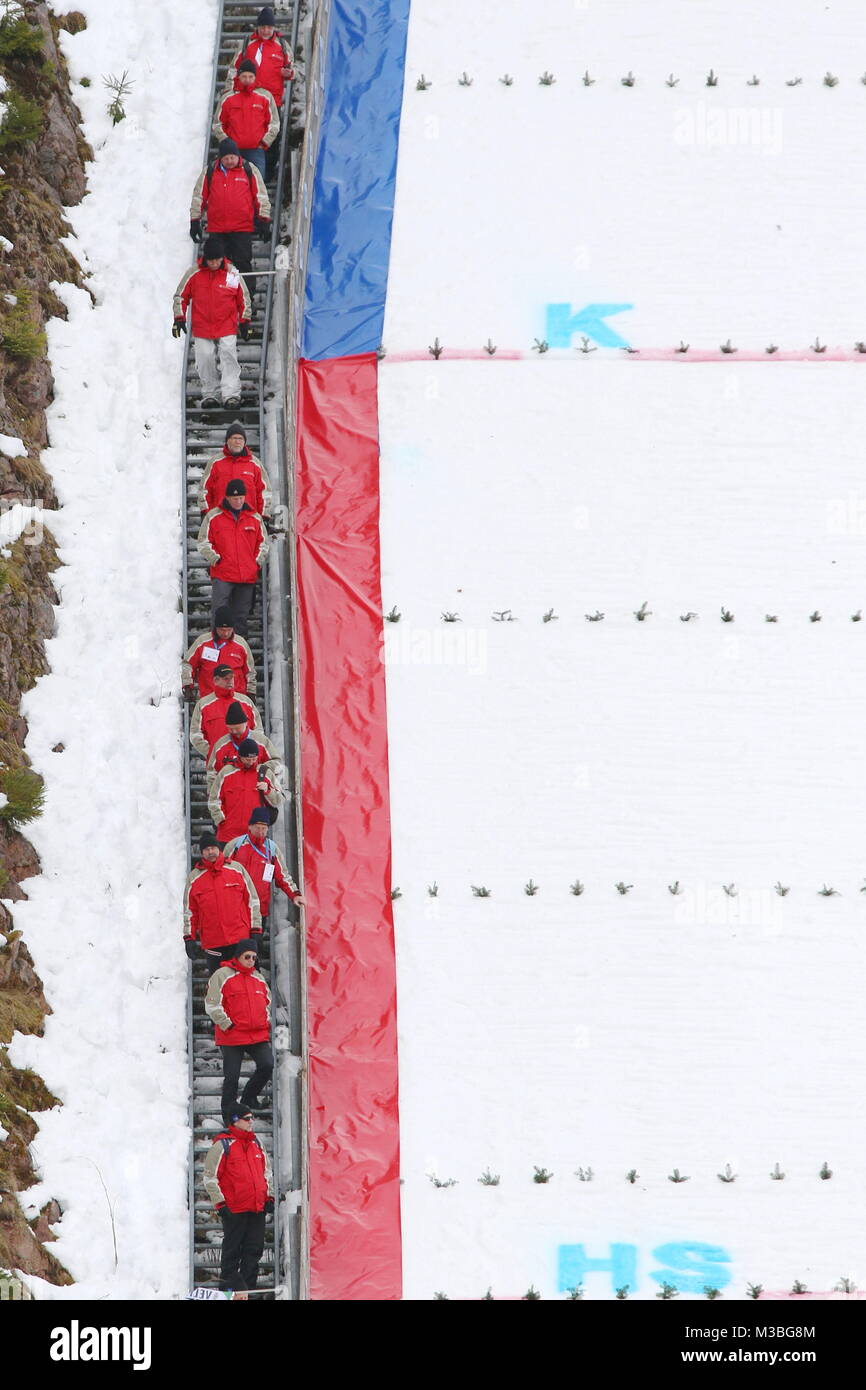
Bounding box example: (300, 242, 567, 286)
(225, 701, 247, 724)
(199, 831, 219, 853)
(257, 7, 276, 26)
(225, 421, 247, 446)
(238, 58, 258, 76)
(249, 807, 271, 825)
(214, 606, 234, 629)
(218, 137, 240, 159)
(201, 233, 225, 261)
(231, 1104, 253, 1122)
(232, 938, 258, 959)
(213, 663, 233, 678)
(225, 478, 247, 497)
(238, 737, 260, 756)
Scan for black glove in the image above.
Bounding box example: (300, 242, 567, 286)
(184, 939, 200, 960)
(255, 218, 270, 239)
(237, 322, 251, 341)
(172, 318, 187, 338)
(182, 684, 196, 701)
(263, 1198, 274, 1214)
(189, 219, 202, 242)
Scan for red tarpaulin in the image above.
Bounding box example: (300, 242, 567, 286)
(295, 352, 402, 1300)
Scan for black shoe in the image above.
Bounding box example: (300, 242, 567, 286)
(200, 394, 219, 408)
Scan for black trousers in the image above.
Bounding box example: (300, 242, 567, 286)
(211, 578, 256, 636)
(220, 230, 254, 302)
(220, 1041, 274, 1125)
(219, 1209, 265, 1292)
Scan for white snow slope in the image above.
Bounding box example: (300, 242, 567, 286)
(379, 1, 866, 1299)
(6, 0, 217, 1299)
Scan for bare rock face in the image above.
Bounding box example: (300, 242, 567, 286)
(32, 5, 90, 207)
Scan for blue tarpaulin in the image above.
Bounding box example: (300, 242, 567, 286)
(302, 0, 411, 361)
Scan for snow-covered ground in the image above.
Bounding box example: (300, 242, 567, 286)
(379, 0, 866, 1299)
(6, 0, 217, 1299)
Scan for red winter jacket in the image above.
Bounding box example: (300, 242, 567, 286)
(205, 957, 271, 1046)
(190, 158, 270, 234)
(198, 502, 269, 585)
(173, 258, 251, 340)
(183, 631, 255, 697)
(209, 762, 282, 844)
(214, 86, 279, 151)
(183, 853, 261, 949)
(204, 1124, 273, 1214)
(227, 32, 294, 106)
(200, 446, 272, 517)
(226, 833, 299, 916)
(190, 688, 262, 759)
(209, 731, 280, 780)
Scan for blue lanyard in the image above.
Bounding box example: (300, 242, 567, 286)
(242, 834, 273, 864)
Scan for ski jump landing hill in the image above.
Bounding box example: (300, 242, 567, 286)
(291, 0, 866, 1299)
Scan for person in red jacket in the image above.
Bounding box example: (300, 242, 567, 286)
(189, 138, 270, 300)
(172, 235, 251, 409)
(209, 741, 283, 843)
(213, 59, 279, 179)
(203, 1103, 273, 1296)
(198, 478, 269, 635)
(224, 6, 295, 109)
(183, 834, 262, 970)
(183, 606, 256, 700)
(199, 422, 272, 519)
(205, 941, 273, 1126)
(207, 724, 282, 790)
(191, 686, 262, 760)
(227, 807, 304, 929)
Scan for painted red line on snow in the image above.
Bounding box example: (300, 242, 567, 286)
(295, 351, 402, 1302)
(382, 347, 866, 363)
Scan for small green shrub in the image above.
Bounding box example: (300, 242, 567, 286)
(0, 767, 45, 826)
(0, 90, 44, 152)
(1, 290, 45, 360)
(0, 16, 45, 63)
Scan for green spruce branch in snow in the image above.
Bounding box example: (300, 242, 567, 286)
(523, 1286, 542, 1299)
(634, 601, 651, 621)
(532, 338, 549, 353)
(570, 880, 585, 896)
(574, 1167, 593, 1182)
(441, 611, 461, 622)
(478, 1169, 500, 1186)
(582, 70, 595, 86)
(384, 605, 401, 622)
(770, 1163, 785, 1180)
(428, 1173, 457, 1188)
(428, 337, 443, 358)
(524, 879, 539, 896)
(747, 75, 761, 86)
(665, 74, 679, 87)
(835, 1277, 857, 1294)
(498, 75, 513, 87)
(810, 338, 826, 354)
(819, 1161, 833, 1179)
(492, 609, 515, 622)
(774, 882, 790, 897)
(704, 1286, 722, 1300)
(668, 881, 683, 895)
(566, 1284, 584, 1299)
(785, 77, 802, 87)
(471, 884, 491, 897)
(577, 336, 597, 353)
(104, 70, 134, 125)
(765, 613, 779, 622)
(482, 1287, 495, 1299)
(484, 338, 497, 354)
(857, 343, 866, 354)
(809, 610, 821, 622)
(625, 1169, 639, 1183)
(852, 610, 862, 622)
(720, 339, 737, 353)
(615, 881, 633, 895)
(434, 1291, 448, 1299)
(585, 610, 604, 622)
(680, 612, 698, 622)
(668, 1168, 689, 1183)
(823, 72, 839, 87)
(538, 71, 556, 86)
(390, 887, 401, 900)
(765, 343, 779, 354)
(656, 1282, 678, 1299)
(615, 1285, 630, 1299)
(722, 882, 737, 897)
(533, 1166, 553, 1183)
(376, 345, 386, 359)
(675, 341, 689, 353)
(717, 1164, 736, 1183)
(621, 71, 636, 86)
(416, 74, 432, 90)
(542, 608, 558, 622)
(706, 69, 719, 86)
(427, 882, 438, 897)
(818, 885, 839, 897)
(791, 1280, 808, 1294)
(720, 607, 735, 622)
(747, 1283, 763, 1299)
(457, 72, 473, 86)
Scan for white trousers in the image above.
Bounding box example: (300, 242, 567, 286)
(194, 335, 240, 401)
